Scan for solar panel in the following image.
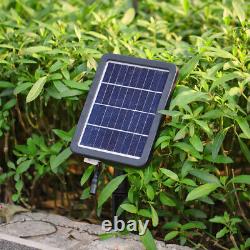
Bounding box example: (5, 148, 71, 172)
(71, 54, 178, 167)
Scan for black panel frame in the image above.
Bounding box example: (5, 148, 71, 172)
(70, 53, 178, 168)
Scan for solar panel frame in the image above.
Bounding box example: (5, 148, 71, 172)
(71, 54, 178, 168)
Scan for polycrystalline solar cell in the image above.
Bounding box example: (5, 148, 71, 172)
(78, 61, 169, 159)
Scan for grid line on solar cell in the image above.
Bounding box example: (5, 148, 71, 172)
(88, 123, 148, 137)
(94, 103, 155, 115)
(78, 60, 169, 158)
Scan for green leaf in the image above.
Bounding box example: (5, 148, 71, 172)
(212, 130, 227, 160)
(179, 54, 201, 81)
(21, 46, 51, 55)
(120, 203, 137, 214)
(140, 229, 157, 250)
(181, 221, 206, 230)
(189, 135, 203, 152)
(238, 138, 250, 163)
(50, 147, 72, 172)
(80, 187, 91, 200)
(98, 175, 127, 208)
(209, 215, 226, 224)
(230, 175, 250, 185)
(200, 109, 223, 119)
(121, 8, 135, 25)
(236, 117, 250, 139)
(189, 169, 220, 184)
(194, 120, 212, 135)
(150, 205, 159, 227)
(164, 231, 179, 241)
(15, 180, 24, 193)
(138, 209, 151, 218)
(186, 183, 220, 201)
(174, 126, 187, 141)
(17, 160, 32, 175)
(26, 76, 47, 103)
(80, 165, 94, 186)
(181, 178, 197, 186)
(63, 80, 89, 91)
(163, 221, 181, 230)
(0, 81, 15, 88)
(205, 47, 237, 60)
(160, 168, 179, 181)
(216, 227, 229, 239)
(146, 185, 155, 201)
(158, 110, 182, 117)
(245, 238, 250, 248)
(3, 99, 16, 111)
(211, 73, 239, 90)
(160, 193, 176, 207)
(184, 209, 207, 219)
(232, 0, 246, 24)
(171, 87, 209, 109)
(52, 129, 73, 142)
(204, 155, 233, 164)
(49, 61, 63, 73)
(173, 142, 202, 159)
(14, 82, 33, 95)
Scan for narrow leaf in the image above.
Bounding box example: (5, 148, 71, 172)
(179, 54, 201, 81)
(212, 130, 227, 160)
(164, 231, 179, 241)
(160, 168, 179, 181)
(120, 203, 137, 214)
(98, 175, 127, 208)
(230, 175, 250, 185)
(140, 229, 157, 250)
(232, 0, 246, 24)
(186, 183, 220, 201)
(236, 117, 250, 139)
(50, 147, 72, 172)
(238, 137, 250, 163)
(121, 8, 135, 25)
(26, 76, 47, 103)
(80, 165, 94, 186)
(150, 205, 159, 227)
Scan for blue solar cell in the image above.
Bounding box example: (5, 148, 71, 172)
(135, 136, 147, 156)
(120, 133, 133, 154)
(80, 61, 169, 158)
(144, 69, 155, 89)
(142, 92, 155, 112)
(93, 128, 105, 147)
(149, 93, 162, 113)
(130, 67, 141, 88)
(142, 114, 154, 134)
(128, 89, 140, 110)
(156, 71, 169, 92)
(127, 135, 141, 155)
(110, 64, 122, 83)
(96, 84, 107, 103)
(127, 111, 141, 132)
(136, 91, 148, 111)
(103, 63, 114, 82)
(136, 68, 148, 89)
(123, 66, 134, 86)
(114, 109, 127, 129)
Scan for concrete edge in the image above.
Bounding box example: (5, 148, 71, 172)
(0, 233, 61, 250)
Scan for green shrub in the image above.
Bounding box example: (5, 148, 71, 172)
(0, 0, 249, 249)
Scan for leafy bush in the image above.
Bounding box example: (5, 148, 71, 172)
(0, 0, 249, 249)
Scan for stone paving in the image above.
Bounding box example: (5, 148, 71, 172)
(0, 212, 192, 250)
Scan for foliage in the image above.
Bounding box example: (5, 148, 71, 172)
(0, 0, 249, 249)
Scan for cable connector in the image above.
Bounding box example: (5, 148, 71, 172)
(89, 162, 101, 195)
